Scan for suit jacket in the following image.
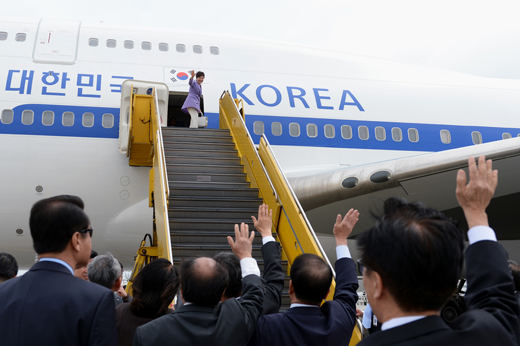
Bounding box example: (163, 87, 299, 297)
(249, 257, 359, 346)
(0, 260, 117, 346)
(133, 273, 264, 346)
(259, 241, 285, 315)
(358, 241, 520, 346)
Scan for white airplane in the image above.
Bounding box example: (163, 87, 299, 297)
(1, 17, 520, 268)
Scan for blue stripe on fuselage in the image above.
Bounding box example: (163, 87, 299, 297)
(1, 105, 519, 152)
(0, 104, 120, 138)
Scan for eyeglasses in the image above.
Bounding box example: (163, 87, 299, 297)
(78, 227, 93, 237)
(356, 258, 371, 275)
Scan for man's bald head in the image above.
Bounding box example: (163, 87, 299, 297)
(181, 257, 229, 307)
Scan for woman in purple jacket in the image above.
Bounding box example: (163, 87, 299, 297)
(181, 70, 205, 128)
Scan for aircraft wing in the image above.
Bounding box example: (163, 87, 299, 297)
(289, 138, 520, 241)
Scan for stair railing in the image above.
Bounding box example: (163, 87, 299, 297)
(219, 91, 336, 300)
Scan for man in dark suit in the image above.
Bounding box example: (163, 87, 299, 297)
(249, 208, 360, 346)
(0, 195, 117, 346)
(133, 222, 264, 346)
(357, 156, 520, 346)
(215, 204, 284, 315)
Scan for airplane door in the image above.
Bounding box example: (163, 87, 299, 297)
(33, 19, 81, 64)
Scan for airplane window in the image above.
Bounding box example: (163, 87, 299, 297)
(408, 128, 419, 142)
(193, 45, 203, 54)
(83, 113, 94, 127)
(106, 39, 117, 48)
(42, 111, 54, 126)
(472, 131, 482, 144)
(176, 44, 186, 53)
(307, 124, 318, 138)
(88, 38, 99, 47)
(102, 113, 114, 128)
(289, 123, 300, 137)
(0, 32, 7, 41)
(341, 125, 352, 139)
(159, 43, 169, 52)
(502, 133, 512, 139)
(375, 126, 386, 141)
(358, 126, 369, 140)
(142, 41, 152, 50)
(62, 112, 74, 127)
(391, 127, 402, 142)
(440, 130, 451, 144)
(324, 124, 335, 138)
(271, 122, 282, 136)
(15, 33, 26, 42)
(22, 110, 34, 125)
(1, 109, 13, 124)
(210, 46, 220, 55)
(253, 121, 264, 135)
(124, 40, 134, 49)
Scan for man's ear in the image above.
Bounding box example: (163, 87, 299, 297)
(70, 232, 81, 252)
(288, 280, 294, 296)
(370, 271, 385, 299)
(112, 276, 122, 292)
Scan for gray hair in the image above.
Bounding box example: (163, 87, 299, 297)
(87, 252, 121, 289)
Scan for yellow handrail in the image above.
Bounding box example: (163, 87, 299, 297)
(150, 88, 172, 262)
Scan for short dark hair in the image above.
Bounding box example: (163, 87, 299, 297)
(181, 257, 228, 307)
(130, 259, 179, 318)
(357, 197, 464, 312)
(508, 260, 520, 291)
(30, 195, 89, 254)
(214, 252, 242, 298)
(90, 250, 98, 259)
(290, 254, 333, 305)
(0, 252, 18, 282)
(196, 71, 205, 78)
(87, 252, 121, 289)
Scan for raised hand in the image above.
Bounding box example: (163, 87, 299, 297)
(333, 208, 359, 246)
(227, 222, 255, 260)
(456, 156, 498, 229)
(251, 204, 273, 238)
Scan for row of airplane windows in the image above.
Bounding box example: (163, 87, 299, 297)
(0, 31, 220, 55)
(253, 121, 520, 144)
(88, 38, 220, 55)
(0, 109, 115, 128)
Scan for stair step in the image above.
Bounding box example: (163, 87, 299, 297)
(170, 258, 289, 274)
(162, 134, 234, 145)
(169, 186, 259, 198)
(169, 218, 255, 231)
(169, 196, 263, 208)
(165, 156, 241, 166)
(164, 148, 238, 159)
(167, 172, 247, 183)
(162, 127, 230, 137)
(169, 181, 250, 189)
(163, 141, 236, 151)
(167, 163, 244, 174)
(168, 206, 259, 219)
(170, 244, 262, 258)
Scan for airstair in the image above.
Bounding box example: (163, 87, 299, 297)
(119, 80, 362, 344)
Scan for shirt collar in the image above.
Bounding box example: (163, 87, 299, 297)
(290, 303, 320, 308)
(382, 315, 427, 331)
(39, 258, 74, 275)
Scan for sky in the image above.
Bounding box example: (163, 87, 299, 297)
(4, 0, 520, 79)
